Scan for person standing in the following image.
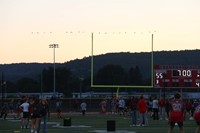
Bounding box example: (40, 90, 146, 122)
(159, 97, 166, 120)
(0, 102, 9, 120)
(152, 97, 159, 120)
(165, 98, 171, 120)
(110, 97, 116, 114)
(192, 99, 200, 120)
(147, 96, 153, 117)
(80, 100, 87, 116)
(194, 102, 200, 133)
(168, 93, 186, 133)
(55, 100, 62, 119)
(20, 99, 30, 129)
(38, 98, 50, 133)
(118, 97, 126, 116)
(115, 98, 119, 114)
(186, 99, 193, 120)
(100, 98, 107, 113)
(130, 96, 138, 126)
(138, 95, 148, 126)
(29, 97, 35, 132)
(30, 98, 41, 133)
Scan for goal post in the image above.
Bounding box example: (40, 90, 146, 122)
(91, 32, 154, 88)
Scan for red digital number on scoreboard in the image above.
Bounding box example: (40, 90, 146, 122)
(154, 65, 200, 88)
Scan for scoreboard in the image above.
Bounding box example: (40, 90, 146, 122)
(154, 65, 200, 88)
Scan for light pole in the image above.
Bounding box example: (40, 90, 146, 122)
(40, 71, 43, 98)
(1, 72, 6, 105)
(49, 44, 59, 97)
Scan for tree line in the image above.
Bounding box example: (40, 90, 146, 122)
(3, 64, 150, 97)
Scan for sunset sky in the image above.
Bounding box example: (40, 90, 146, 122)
(0, 0, 200, 64)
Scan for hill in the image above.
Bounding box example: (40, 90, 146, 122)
(0, 49, 200, 82)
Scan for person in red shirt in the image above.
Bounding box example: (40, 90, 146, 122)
(168, 93, 186, 133)
(159, 97, 166, 120)
(138, 95, 148, 126)
(100, 98, 107, 113)
(186, 100, 193, 120)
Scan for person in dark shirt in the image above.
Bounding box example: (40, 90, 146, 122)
(0, 102, 9, 120)
(130, 96, 138, 126)
(30, 98, 41, 133)
(38, 98, 50, 133)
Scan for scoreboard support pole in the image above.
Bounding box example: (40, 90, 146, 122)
(159, 89, 162, 99)
(116, 87, 119, 97)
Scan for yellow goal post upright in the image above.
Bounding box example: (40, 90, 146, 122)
(90, 33, 154, 97)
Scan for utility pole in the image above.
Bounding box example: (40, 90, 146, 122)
(1, 72, 5, 106)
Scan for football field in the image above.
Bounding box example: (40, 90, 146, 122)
(0, 113, 197, 133)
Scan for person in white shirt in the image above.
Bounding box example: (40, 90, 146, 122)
(20, 99, 30, 129)
(80, 100, 87, 116)
(119, 97, 126, 116)
(152, 97, 159, 120)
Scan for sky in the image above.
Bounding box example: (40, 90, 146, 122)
(0, 0, 200, 64)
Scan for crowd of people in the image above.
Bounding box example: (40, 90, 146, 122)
(20, 97, 50, 133)
(0, 96, 50, 133)
(103, 93, 200, 133)
(1, 93, 200, 133)
(0, 97, 89, 133)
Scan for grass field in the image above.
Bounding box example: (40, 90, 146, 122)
(0, 112, 197, 133)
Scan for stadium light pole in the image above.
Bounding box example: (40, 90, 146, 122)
(49, 44, 59, 97)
